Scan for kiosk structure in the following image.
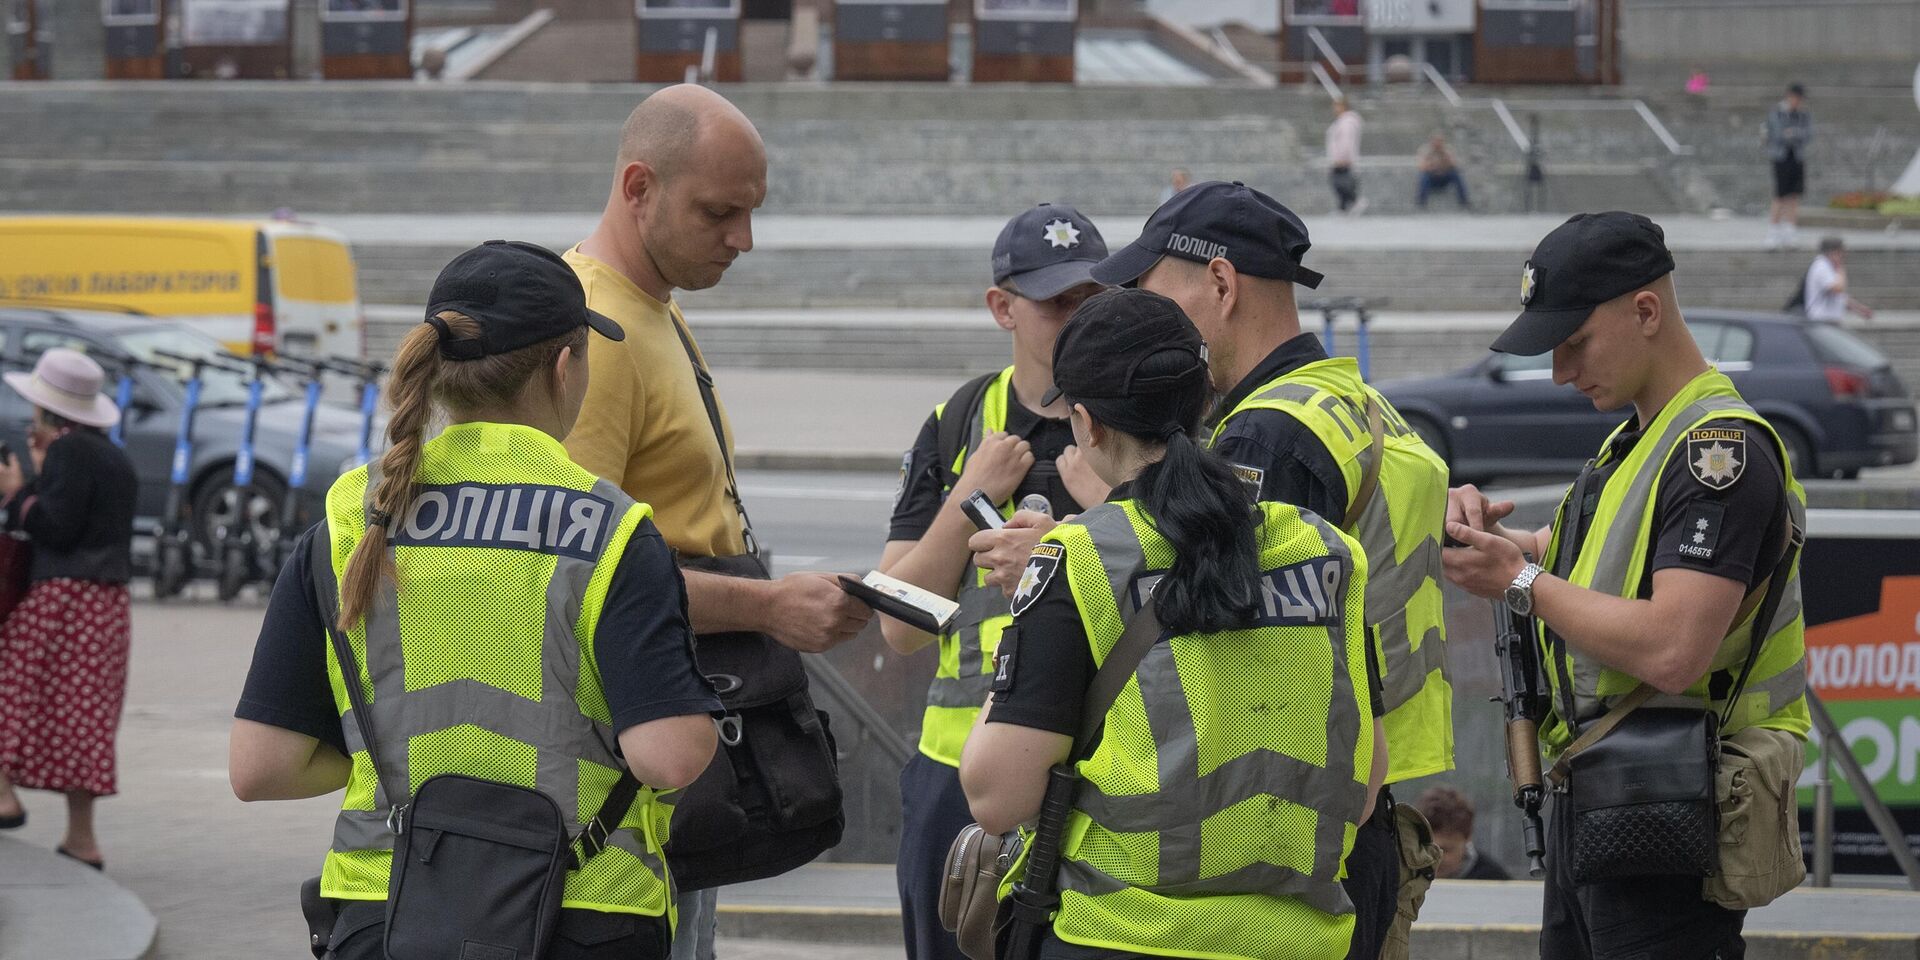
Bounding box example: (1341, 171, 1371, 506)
(637, 0, 742, 82)
(971, 0, 1074, 83)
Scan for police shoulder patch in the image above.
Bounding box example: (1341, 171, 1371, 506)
(1685, 427, 1746, 490)
(1230, 462, 1266, 501)
(895, 451, 913, 508)
(1009, 542, 1065, 617)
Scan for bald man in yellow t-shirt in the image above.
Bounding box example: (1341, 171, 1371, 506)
(564, 84, 872, 960)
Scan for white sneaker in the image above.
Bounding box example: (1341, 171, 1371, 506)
(1351, 197, 1370, 217)
(1765, 224, 1784, 250)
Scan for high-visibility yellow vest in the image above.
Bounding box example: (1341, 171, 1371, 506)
(1018, 498, 1376, 960)
(1211, 357, 1455, 782)
(1538, 369, 1810, 752)
(313, 421, 677, 921)
(919, 366, 1019, 766)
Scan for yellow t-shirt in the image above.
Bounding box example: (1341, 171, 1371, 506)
(562, 247, 747, 558)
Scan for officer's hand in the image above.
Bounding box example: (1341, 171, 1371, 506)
(1446, 484, 1516, 537)
(969, 511, 1058, 598)
(1056, 446, 1111, 509)
(767, 572, 873, 654)
(954, 432, 1035, 505)
(1441, 522, 1527, 600)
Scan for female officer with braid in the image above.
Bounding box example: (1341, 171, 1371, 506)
(229, 241, 721, 959)
(961, 288, 1387, 960)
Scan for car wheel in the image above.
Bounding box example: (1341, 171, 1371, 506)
(193, 469, 287, 594)
(1776, 424, 1816, 480)
(1405, 413, 1451, 465)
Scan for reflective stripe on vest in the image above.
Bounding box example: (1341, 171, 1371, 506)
(1538, 370, 1811, 752)
(919, 367, 1016, 766)
(1039, 499, 1374, 960)
(1212, 358, 1454, 782)
(314, 422, 675, 918)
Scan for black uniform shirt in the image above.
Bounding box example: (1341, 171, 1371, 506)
(988, 482, 1386, 738)
(1562, 416, 1789, 596)
(888, 383, 1082, 542)
(1207, 334, 1351, 525)
(235, 517, 722, 757)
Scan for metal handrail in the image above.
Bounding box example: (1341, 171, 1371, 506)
(1490, 98, 1531, 153)
(1309, 61, 1342, 101)
(699, 26, 718, 84)
(1418, 61, 1461, 107)
(1303, 25, 1346, 78)
(1630, 99, 1691, 156)
(1807, 690, 1920, 889)
(803, 657, 915, 769)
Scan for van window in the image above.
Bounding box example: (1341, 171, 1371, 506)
(1805, 324, 1888, 369)
(273, 236, 358, 304)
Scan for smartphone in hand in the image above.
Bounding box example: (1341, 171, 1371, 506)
(959, 489, 1005, 532)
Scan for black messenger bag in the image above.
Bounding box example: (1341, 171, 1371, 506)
(322, 611, 641, 960)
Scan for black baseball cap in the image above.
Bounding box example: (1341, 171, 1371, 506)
(1490, 212, 1677, 357)
(424, 240, 624, 361)
(1040, 288, 1207, 407)
(992, 203, 1109, 300)
(1092, 180, 1323, 289)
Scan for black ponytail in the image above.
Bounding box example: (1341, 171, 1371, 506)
(1134, 429, 1262, 635)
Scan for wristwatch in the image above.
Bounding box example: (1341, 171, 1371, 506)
(1505, 563, 1545, 617)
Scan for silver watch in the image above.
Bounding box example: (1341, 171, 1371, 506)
(1505, 563, 1544, 617)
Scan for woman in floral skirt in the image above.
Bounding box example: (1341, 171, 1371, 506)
(0, 348, 138, 870)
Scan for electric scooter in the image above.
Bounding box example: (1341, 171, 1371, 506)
(214, 351, 276, 602)
(150, 350, 240, 599)
(272, 355, 328, 572)
(330, 356, 387, 468)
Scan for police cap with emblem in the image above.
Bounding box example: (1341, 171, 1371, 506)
(1091, 180, 1324, 289)
(425, 240, 625, 361)
(1491, 211, 1677, 357)
(993, 203, 1110, 300)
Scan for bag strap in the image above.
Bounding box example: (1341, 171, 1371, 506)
(313, 532, 642, 867)
(935, 371, 999, 491)
(666, 310, 758, 556)
(1073, 596, 1162, 763)
(1344, 394, 1386, 535)
(1545, 506, 1803, 788)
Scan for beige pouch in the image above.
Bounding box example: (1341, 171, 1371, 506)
(939, 822, 1022, 960)
(1703, 727, 1806, 909)
(1379, 803, 1443, 960)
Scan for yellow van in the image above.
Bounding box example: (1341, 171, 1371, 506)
(0, 217, 363, 359)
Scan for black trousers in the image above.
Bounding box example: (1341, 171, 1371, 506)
(1330, 167, 1361, 211)
(897, 752, 976, 960)
(1341, 798, 1400, 960)
(1542, 794, 1746, 960)
(321, 900, 671, 960)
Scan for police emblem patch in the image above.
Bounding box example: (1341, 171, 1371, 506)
(1520, 261, 1538, 306)
(1010, 542, 1065, 617)
(895, 451, 913, 508)
(1686, 427, 1746, 490)
(1042, 219, 1081, 250)
(1230, 462, 1266, 501)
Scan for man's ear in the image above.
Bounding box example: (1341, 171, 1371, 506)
(1634, 289, 1663, 338)
(620, 161, 656, 215)
(1209, 258, 1238, 317)
(986, 287, 1017, 333)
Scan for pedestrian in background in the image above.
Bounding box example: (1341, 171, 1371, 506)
(1416, 133, 1470, 209)
(1801, 236, 1874, 323)
(1415, 785, 1512, 881)
(1765, 83, 1812, 249)
(1158, 166, 1191, 205)
(0, 348, 138, 871)
(1327, 98, 1366, 215)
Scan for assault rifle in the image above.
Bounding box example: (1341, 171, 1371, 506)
(1494, 585, 1550, 879)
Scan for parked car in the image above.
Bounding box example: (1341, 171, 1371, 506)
(1378, 311, 1919, 483)
(0, 306, 372, 567)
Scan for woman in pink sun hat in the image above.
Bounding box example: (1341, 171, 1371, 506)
(0, 348, 139, 871)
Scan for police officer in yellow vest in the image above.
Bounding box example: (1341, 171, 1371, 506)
(229, 241, 723, 959)
(879, 203, 1111, 960)
(1024, 180, 1449, 959)
(1442, 213, 1808, 960)
(961, 288, 1387, 960)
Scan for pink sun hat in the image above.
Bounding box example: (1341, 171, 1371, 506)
(2, 348, 121, 429)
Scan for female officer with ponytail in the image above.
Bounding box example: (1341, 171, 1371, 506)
(229, 241, 721, 959)
(960, 287, 1387, 960)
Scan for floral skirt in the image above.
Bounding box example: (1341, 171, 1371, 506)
(0, 579, 131, 796)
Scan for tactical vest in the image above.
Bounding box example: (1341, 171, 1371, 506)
(313, 422, 676, 920)
(1538, 370, 1811, 752)
(919, 366, 1020, 766)
(1029, 499, 1376, 960)
(1211, 357, 1455, 782)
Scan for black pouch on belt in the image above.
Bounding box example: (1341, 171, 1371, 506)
(1565, 706, 1720, 884)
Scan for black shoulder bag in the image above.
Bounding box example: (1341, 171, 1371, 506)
(662, 314, 845, 891)
(321, 607, 640, 960)
(994, 600, 1164, 960)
